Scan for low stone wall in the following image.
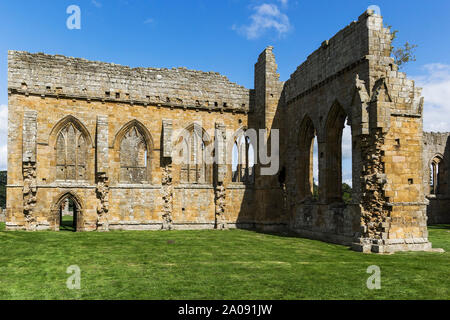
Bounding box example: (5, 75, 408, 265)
(290, 203, 360, 246)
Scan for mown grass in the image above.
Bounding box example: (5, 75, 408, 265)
(0, 222, 448, 299)
(60, 215, 75, 232)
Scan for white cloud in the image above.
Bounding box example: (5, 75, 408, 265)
(233, 3, 291, 40)
(144, 18, 154, 24)
(413, 63, 450, 132)
(0, 104, 7, 170)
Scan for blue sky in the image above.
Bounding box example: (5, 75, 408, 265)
(1, 0, 450, 183)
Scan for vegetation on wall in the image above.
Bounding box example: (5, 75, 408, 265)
(342, 183, 352, 204)
(311, 183, 352, 203)
(387, 25, 418, 68)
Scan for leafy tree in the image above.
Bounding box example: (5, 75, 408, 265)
(312, 182, 319, 200)
(387, 25, 418, 69)
(342, 183, 352, 204)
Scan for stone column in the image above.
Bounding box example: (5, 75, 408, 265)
(22, 110, 38, 231)
(161, 119, 173, 230)
(96, 115, 109, 231)
(214, 122, 227, 229)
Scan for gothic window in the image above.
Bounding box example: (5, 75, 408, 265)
(325, 102, 351, 203)
(297, 116, 316, 199)
(56, 123, 87, 181)
(179, 125, 211, 184)
(232, 133, 254, 184)
(430, 156, 445, 195)
(120, 126, 148, 183)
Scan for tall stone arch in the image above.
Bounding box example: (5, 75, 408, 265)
(297, 115, 317, 200)
(324, 101, 349, 203)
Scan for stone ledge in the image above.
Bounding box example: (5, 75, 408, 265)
(352, 241, 436, 253)
(174, 184, 214, 189)
(8, 89, 251, 114)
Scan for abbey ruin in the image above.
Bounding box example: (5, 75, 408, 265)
(5, 10, 449, 253)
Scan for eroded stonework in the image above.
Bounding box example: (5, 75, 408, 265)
(161, 161, 173, 230)
(6, 9, 448, 252)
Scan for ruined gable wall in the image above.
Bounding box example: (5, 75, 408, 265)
(283, 11, 377, 244)
(282, 10, 430, 252)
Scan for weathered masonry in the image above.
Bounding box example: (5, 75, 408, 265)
(6, 10, 449, 253)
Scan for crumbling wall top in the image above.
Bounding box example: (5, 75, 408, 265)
(285, 10, 390, 103)
(8, 51, 251, 111)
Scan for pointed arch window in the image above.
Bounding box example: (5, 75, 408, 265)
(56, 123, 87, 181)
(430, 155, 446, 195)
(325, 102, 351, 203)
(120, 126, 149, 183)
(232, 132, 254, 184)
(297, 116, 317, 199)
(178, 124, 211, 184)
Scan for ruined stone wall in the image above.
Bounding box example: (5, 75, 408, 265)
(251, 46, 287, 231)
(422, 132, 450, 224)
(8, 51, 250, 112)
(284, 12, 375, 245)
(6, 10, 439, 253)
(7, 52, 255, 231)
(283, 10, 431, 252)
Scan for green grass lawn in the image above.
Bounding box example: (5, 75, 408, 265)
(0, 222, 448, 299)
(60, 215, 75, 232)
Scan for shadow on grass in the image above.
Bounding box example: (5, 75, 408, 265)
(428, 224, 450, 230)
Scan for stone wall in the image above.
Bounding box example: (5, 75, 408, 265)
(6, 91, 253, 231)
(282, 10, 431, 253)
(422, 132, 450, 224)
(6, 9, 443, 253)
(8, 51, 251, 112)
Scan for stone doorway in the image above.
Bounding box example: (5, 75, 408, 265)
(59, 197, 78, 231)
(52, 192, 84, 232)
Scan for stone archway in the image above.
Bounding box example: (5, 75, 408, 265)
(324, 101, 349, 203)
(51, 192, 84, 231)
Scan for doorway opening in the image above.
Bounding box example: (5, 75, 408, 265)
(59, 197, 78, 231)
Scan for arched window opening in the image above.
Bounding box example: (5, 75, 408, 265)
(56, 123, 87, 181)
(312, 136, 319, 200)
(179, 125, 211, 184)
(298, 116, 317, 200)
(325, 103, 351, 203)
(247, 137, 255, 183)
(430, 156, 445, 195)
(232, 132, 254, 183)
(232, 141, 239, 182)
(342, 116, 353, 203)
(120, 126, 149, 183)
